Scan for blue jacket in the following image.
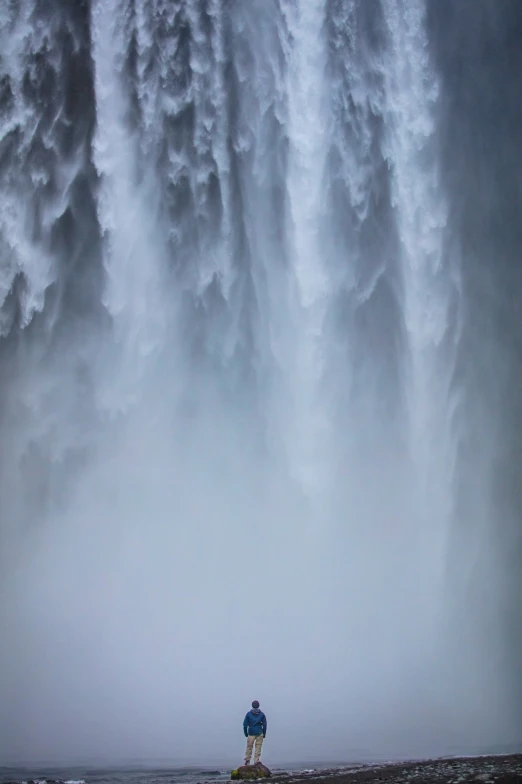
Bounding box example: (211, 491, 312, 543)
(243, 708, 267, 737)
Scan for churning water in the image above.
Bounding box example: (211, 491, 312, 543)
(0, 0, 520, 766)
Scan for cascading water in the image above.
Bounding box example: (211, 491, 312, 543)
(0, 0, 520, 765)
(381, 0, 457, 625)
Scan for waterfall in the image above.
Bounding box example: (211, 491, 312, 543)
(0, 0, 519, 764)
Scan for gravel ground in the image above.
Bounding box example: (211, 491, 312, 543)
(266, 755, 522, 784)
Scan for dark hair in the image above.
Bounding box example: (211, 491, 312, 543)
(252, 700, 260, 709)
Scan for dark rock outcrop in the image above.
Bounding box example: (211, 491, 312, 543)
(231, 762, 272, 780)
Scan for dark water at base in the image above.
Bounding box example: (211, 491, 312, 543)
(0, 769, 232, 784)
(0, 764, 362, 784)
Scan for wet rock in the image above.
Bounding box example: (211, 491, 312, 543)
(231, 763, 272, 780)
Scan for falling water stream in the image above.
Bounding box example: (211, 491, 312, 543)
(0, 0, 519, 765)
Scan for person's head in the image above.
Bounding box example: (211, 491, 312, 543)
(252, 700, 260, 709)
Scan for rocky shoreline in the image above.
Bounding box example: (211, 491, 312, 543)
(258, 755, 522, 784)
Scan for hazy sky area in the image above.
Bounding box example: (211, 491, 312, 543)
(0, 0, 521, 767)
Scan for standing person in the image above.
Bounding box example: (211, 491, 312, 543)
(243, 700, 267, 765)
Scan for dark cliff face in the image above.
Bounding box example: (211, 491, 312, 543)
(428, 0, 522, 719)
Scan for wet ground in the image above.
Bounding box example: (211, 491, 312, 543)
(268, 755, 522, 784)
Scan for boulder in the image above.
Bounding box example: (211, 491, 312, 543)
(231, 762, 272, 780)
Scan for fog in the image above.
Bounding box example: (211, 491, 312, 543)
(0, 0, 521, 766)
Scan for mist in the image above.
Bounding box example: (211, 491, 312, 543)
(0, 0, 521, 766)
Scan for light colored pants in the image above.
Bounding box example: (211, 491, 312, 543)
(245, 733, 264, 764)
